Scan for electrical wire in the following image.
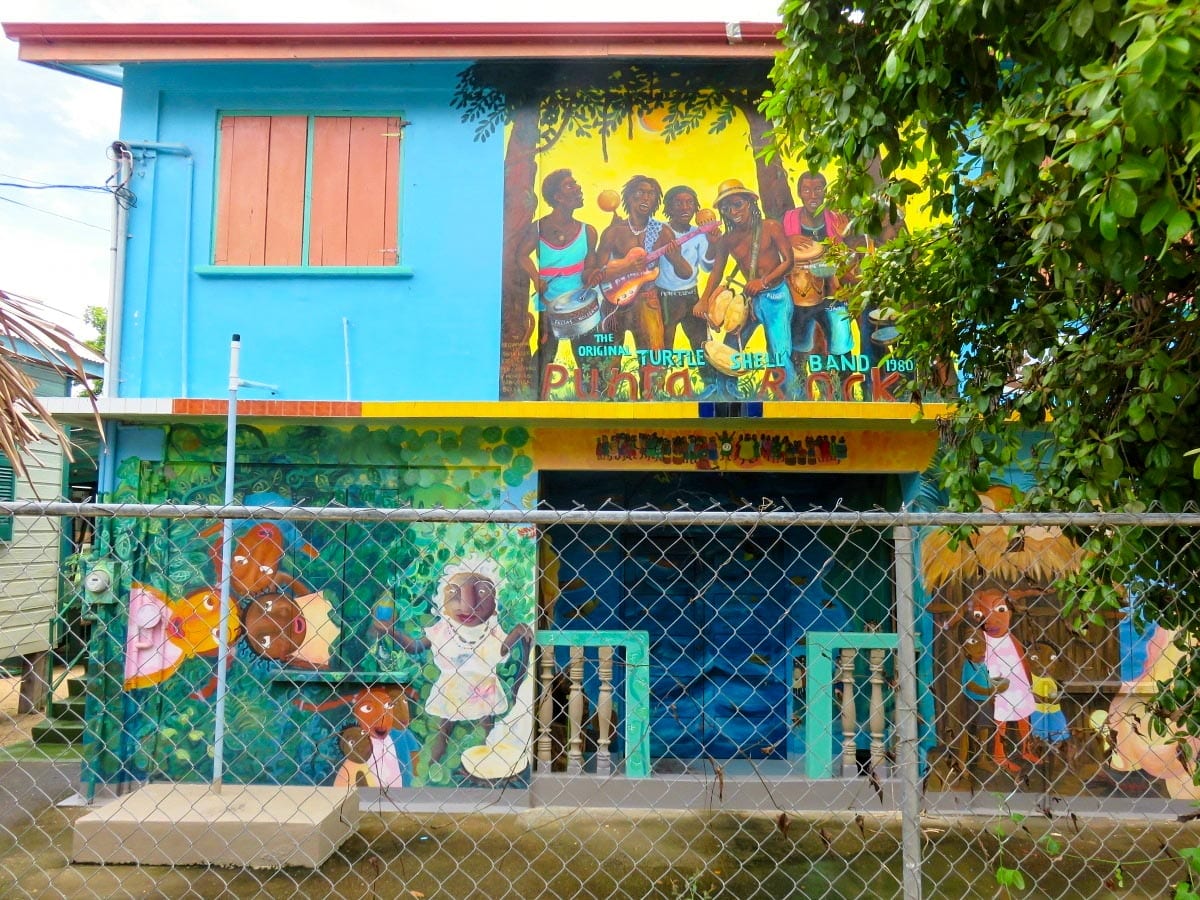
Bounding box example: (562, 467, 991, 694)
(0, 181, 113, 194)
(0, 194, 108, 232)
(0, 148, 136, 209)
(0, 172, 56, 185)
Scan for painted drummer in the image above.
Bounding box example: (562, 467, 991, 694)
(514, 169, 598, 374)
(781, 172, 859, 378)
(700, 179, 796, 394)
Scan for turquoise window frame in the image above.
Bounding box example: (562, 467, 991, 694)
(0, 453, 15, 542)
(804, 630, 898, 778)
(536, 629, 651, 779)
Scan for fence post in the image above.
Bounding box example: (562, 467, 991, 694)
(210, 335, 241, 794)
(893, 524, 923, 900)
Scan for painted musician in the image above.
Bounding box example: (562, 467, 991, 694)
(700, 179, 796, 391)
(782, 172, 870, 383)
(656, 185, 718, 357)
(514, 169, 598, 373)
(585, 175, 689, 364)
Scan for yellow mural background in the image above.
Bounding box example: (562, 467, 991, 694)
(517, 108, 934, 398)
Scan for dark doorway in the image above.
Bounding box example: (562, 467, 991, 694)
(541, 470, 899, 762)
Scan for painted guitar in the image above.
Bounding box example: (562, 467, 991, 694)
(600, 220, 720, 307)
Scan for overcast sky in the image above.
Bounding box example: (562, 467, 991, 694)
(0, 0, 782, 343)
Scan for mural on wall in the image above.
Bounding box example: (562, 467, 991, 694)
(123, 583, 237, 691)
(920, 483, 1200, 800)
(1097, 626, 1200, 800)
(88, 424, 536, 790)
(592, 431, 848, 468)
(921, 486, 1090, 779)
(453, 61, 920, 403)
(370, 553, 535, 783)
(297, 686, 419, 789)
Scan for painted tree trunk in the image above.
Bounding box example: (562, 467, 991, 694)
(499, 108, 540, 399)
(741, 103, 794, 221)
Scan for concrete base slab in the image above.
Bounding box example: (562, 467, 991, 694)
(362, 786, 530, 814)
(72, 783, 359, 868)
(529, 773, 900, 812)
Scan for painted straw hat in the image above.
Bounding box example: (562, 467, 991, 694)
(713, 179, 758, 207)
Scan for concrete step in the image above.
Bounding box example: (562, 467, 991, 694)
(72, 785, 360, 867)
(67, 678, 87, 699)
(32, 719, 85, 746)
(48, 695, 86, 723)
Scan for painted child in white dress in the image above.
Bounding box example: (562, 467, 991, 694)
(374, 556, 533, 767)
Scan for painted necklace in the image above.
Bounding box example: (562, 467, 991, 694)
(448, 620, 490, 650)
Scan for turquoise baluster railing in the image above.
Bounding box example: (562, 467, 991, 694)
(804, 630, 898, 779)
(535, 630, 650, 779)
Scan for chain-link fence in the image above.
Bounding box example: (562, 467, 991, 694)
(1, 500, 1199, 898)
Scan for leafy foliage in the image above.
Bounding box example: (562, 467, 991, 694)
(453, 60, 775, 155)
(83, 304, 105, 357)
(766, 0, 1200, 723)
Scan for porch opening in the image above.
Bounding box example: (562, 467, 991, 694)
(539, 470, 902, 774)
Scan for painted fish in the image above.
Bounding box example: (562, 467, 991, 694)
(123, 583, 241, 690)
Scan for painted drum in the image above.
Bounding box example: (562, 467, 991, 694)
(787, 267, 824, 308)
(871, 324, 900, 347)
(703, 338, 740, 376)
(868, 306, 899, 327)
(545, 286, 602, 339)
(791, 235, 826, 263)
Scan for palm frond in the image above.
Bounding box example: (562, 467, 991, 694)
(0, 288, 101, 481)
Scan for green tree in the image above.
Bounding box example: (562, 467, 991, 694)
(764, 2, 1199, 716)
(83, 304, 105, 356)
(81, 304, 105, 394)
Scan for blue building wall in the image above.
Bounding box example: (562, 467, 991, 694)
(116, 62, 504, 401)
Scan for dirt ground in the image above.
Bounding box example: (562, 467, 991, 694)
(0, 673, 44, 749)
(0, 805, 1197, 899)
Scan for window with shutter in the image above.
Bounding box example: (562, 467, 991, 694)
(0, 454, 15, 543)
(214, 114, 403, 268)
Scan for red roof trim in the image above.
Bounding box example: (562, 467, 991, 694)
(4, 21, 782, 63)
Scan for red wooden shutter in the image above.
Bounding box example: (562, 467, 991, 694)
(310, 116, 399, 266)
(214, 115, 307, 266)
(216, 115, 398, 267)
(262, 117, 308, 265)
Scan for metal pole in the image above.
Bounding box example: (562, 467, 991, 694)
(342, 316, 352, 400)
(210, 334, 240, 794)
(893, 524, 923, 900)
(103, 144, 131, 399)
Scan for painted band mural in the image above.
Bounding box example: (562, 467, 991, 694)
(460, 61, 917, 403)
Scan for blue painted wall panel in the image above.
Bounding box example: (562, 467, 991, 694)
(117, 62, 503, 400)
